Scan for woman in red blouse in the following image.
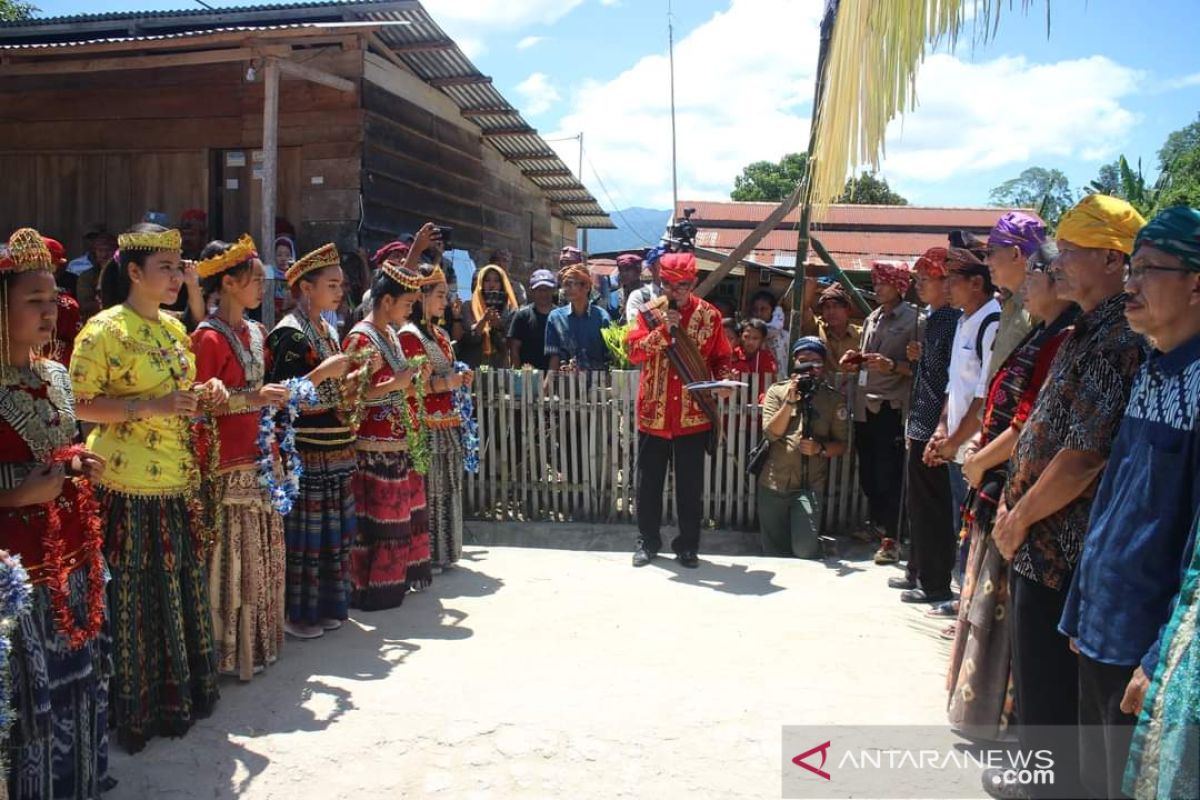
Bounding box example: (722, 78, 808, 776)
(343, 228, 436, 609)
(398, 240, 474, 573)
(0, 228, 110, 797)
(191, 236, 290, 680)
(730, 318, 779, 378)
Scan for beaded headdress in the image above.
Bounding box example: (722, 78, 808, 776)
(196, 234, 258, 280)
(117, 227, 182, 253)
(0, 228, 55, 274)
(381, 258, 439, 292)
(286, 243, 340, 287)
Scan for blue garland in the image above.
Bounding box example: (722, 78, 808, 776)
(258, 378, 319, 515)
(0, 550, 31, 780)
(452, 361, 480, 474)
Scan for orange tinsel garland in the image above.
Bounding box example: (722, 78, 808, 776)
(43, 444, 106, 650)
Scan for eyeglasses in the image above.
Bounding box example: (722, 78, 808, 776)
(1125, 263, 1195, 281)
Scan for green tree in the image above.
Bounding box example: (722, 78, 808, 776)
(1158, 146, 1200, 209)
(1158, 113, 1200, 173)
(837, 171, 908, 205)
(1088, 160, 1122, 197)
(0, 0, 37, 20)
(730, 153, 808, 202)
(989, 166, 1074, 224)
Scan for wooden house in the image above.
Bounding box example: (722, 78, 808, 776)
(0, 0, 612, 295)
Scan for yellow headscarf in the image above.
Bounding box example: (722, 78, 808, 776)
(470, 263, 519, 356)
(1057, 194, 1146, 255)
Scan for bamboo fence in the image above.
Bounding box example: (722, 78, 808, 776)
(463, 369, 869, 533)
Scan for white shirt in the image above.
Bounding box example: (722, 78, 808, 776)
(66, 254, 94, 276)
(625, 282, 663, 325)
(945, 298, 1001, 458)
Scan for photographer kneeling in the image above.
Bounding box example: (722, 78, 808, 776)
(757, 337, 850, 558)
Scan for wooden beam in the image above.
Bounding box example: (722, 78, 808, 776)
(274, 57, 355, 93)
(506, 153, 558, 162)
(428, 75, 492, 88)
(390, 38, 455, 53)
(481, 126, 536, 138)
(694, 181, 804, 298)
(460, 106, 516, 118)
(366, 32, 409, 72)
(0, 46, 276, 76)
(260, 58, 280, 329)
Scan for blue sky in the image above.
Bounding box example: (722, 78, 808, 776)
(30, 0, 1200, 211)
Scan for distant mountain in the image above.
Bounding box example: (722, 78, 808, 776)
(579, 207, 671, 254)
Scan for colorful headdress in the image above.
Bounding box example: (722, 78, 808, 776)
(0, 228, 55, 274)
(559, 246, 584, 267)
(196, 234, 258, 280)
(42, 237, 67, 267)
(870, 260, 912, 295)
(659, 252, 698, 283)
(117, 227, 182, 253)
(616, 252, 642, 268)
(989, 212, 1046, 258)
(1057, 194, 1146, 255)
(1134, 206, 1200, 272)
(382, 259, 440, 291)
(913, 247, 949, 278)
(559, 263, 592, 286)
(286, 243, 340, 287)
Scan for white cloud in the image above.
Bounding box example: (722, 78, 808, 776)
(544, 0, 1145, 210)
(516, 72, 562, 117)
(1159, 72, 1200, 92)
(422, 0, 584, 58)
(880, 54, 1143, 185)
(548, 0, 823, 209)
(517, 35, 546, 50)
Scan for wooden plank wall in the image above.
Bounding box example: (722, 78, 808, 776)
(360, 56, 569, 284)
(0, 49, 363, 254)
(463, 369, 870, 534)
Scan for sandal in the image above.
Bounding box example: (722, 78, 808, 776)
(940, 623, 957, 640)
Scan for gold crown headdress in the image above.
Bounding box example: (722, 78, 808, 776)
(381, 258, 446, 292)
(196, 234, 258, 280)
(0, 228, 54, 274)
(117, 228, 182, 253)
(286, 243, 341, 287)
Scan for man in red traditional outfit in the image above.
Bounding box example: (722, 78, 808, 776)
(627, 251, 733, 568)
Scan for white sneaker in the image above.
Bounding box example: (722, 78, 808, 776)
(319, 618, 343, 631)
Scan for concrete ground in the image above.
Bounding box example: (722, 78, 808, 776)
(108, 540, 983, 800)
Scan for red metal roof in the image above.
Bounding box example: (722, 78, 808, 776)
(676, 200, 1032, 229)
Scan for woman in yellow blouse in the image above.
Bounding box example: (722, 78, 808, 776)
(70, 222, 227, 753)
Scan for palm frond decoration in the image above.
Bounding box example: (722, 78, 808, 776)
(602, 321, 635, 370)
(806, 0, 1042, 218)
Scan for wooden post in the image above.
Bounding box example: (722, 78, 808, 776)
(260, 58, 280, 329)
(789, 2, 838, 348)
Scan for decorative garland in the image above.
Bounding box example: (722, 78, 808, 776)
(396, 356, 430, 475)
(258, 377, 318, 516)
(338, 347, 374, 432)
(452, 360, 480, 474)
(42, 444, 106, 650)
(0, 548, 31, 782)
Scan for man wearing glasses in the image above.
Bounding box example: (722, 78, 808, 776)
(990, 194, 1147, 800)
(627, 251, 733, 569)
(1058, 206, 1200, 800)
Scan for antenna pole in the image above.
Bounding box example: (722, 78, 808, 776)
(668, 0, 679, 220)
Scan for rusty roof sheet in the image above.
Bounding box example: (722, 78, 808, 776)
(676, 200, 1035, 230)
(0, 0, 614, 229)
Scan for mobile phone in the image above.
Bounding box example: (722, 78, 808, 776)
(844, 353, 865, 367)
(435, 225, 453, 248)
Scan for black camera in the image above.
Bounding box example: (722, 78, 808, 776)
(791, 361, 819, 397)
(666, 207, 698, 252)
(434, 225, 453, 249)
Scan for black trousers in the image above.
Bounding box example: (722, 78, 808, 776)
(1078, 654, 1138, 800)
(904, 440, 956, 594)
(853, 406, 905, 539)
(636, 431, 707, 555)
(1010, 571, 1085, 799)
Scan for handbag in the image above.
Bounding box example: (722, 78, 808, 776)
(746, 436, 770, 476)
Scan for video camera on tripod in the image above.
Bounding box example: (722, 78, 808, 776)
(663, 207, 698, 252)
(790, 360, 820, 398)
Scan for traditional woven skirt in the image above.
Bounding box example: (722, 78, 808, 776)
(427, 427, 464, 568)
(207, 467, 285, 681)
(946, 474, 1014, 741)
(100, 491, 218, 754)
(350, 448, 431, 611)
(7, 568, 111, 800)
(285, 445, 355, 625)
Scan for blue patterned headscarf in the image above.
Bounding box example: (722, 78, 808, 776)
(1134, 206, 1200, 271)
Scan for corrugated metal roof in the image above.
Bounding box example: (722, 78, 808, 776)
(0, 0, 614, 229)
(676, 200, 1035, 230)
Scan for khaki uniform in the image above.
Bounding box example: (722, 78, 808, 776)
(757, 379, 850, 558)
